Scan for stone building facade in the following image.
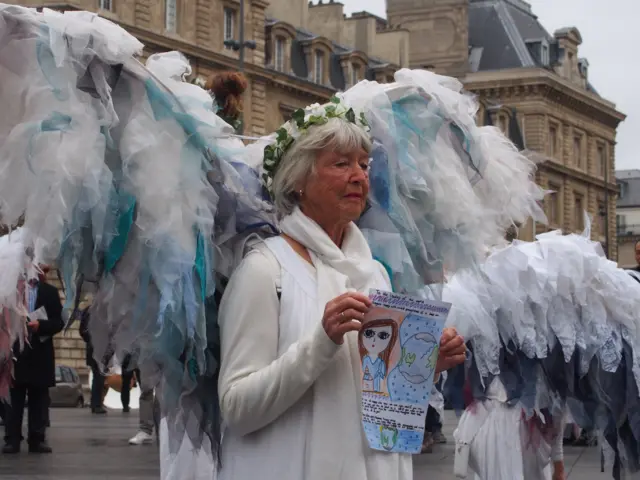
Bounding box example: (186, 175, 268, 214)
(4, 0, 626, 369)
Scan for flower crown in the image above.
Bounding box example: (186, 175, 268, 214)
(262, 95, 370, 197)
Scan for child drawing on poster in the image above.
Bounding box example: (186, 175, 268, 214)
(358, 319, 399, 395)
(360, 289, 450, 454)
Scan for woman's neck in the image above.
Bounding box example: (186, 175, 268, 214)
(299, 207, 348, 247)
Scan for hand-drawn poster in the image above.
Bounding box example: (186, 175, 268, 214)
(359, 289, 450, 454)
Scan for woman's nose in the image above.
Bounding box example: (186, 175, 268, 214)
(350, 165, 368, 183)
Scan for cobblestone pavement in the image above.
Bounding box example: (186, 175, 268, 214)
(0, 408, 619, 479)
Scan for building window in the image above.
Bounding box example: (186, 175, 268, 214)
(541, 43, 549, 65)
(574, 134, 583, 168)
(547, 184, 561, 225)
(618, 181, 626, 199)
(498, 114, 508, 135)
(165, 0, 177, 32)
(224, 7, 235, 47)
(574, 194, 584, 231)
(597, 144, 606, 177)
(548, 124, 557, 157)
(351, 63, 361, 86)
(617, 214, 627, 234)
(274, 36, 285, 71)
(99, 0, 112, 10)
(314, 50, 324, 84)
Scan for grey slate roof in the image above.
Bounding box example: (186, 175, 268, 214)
(266, 17, 390, 92)
(616, 170, 640, 208)
(468, 0, 600, 95)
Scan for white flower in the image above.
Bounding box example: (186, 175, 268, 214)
(304, 103, 327, 121)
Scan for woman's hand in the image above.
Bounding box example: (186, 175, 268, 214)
(435, 327, 466, 374)
(323, 292, 372, 345)
(552, 461, 565, 480)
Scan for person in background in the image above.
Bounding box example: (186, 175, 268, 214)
(204, 71, 248, 134)
(626, 240, 640, 284)
(79, 306, 107, 415)
(121, 353, 156, 445)
(3, 266, 64, 454)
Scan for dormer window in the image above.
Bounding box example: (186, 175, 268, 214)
(314, 50, 325, 84)
(268, 22, 296, 74)
(351, 63, 361, 86)
(541, 42, 549, 65)
(578, 58, 589, 79)
(275, 36, 286, 72)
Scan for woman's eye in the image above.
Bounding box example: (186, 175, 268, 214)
(364, 329, 375, 338)
(378, 332, 390, 340)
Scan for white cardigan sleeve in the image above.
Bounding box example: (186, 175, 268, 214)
(217, 249, 340, 436)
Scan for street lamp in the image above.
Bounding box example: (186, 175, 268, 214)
(222, 0, 256, 134)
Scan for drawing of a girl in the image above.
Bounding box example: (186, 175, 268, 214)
(358, 318, 398, 394)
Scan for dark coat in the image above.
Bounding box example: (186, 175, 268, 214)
(12, 281, 64, 388)
(78, 307, 93, 365)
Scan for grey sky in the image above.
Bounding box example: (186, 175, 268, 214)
(342, 0, 637, 171)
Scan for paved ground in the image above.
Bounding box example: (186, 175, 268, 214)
(0, 408, 618, 479)
(0, 407, 158, 479)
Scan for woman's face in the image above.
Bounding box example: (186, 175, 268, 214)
(362, 325, 393, 356)
(300, 147, 370, 227)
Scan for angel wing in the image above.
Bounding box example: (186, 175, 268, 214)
(443, 220, 640, 478)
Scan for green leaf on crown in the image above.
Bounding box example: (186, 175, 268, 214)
(345, 108, 356, 124)
(292, 108, 305, 127)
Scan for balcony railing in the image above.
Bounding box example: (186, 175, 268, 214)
(617, 224, 640, 236)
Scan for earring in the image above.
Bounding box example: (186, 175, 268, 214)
(298, 189, 304, 197)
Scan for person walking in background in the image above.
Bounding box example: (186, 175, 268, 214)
(3, 266, 64, 454)
(121, 353, 155, 445)
(79, 306, 107, 415)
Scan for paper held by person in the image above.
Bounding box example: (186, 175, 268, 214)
(360, 289, 450, 454)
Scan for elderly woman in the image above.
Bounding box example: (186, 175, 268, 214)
(217, 100, 466, 480)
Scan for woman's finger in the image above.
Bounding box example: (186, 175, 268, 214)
(337, 309, 365, 324)
(325, 299, 370, 320)
(440, 327, 457, 343)
(439, 335, 465, 354)
(326, 292, 372, 312)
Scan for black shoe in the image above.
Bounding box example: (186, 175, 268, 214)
(2, 443, 20, 454)
(91, 406, 107, 415)
(123, 406, 130, 413)
(28, 441, 52, 454)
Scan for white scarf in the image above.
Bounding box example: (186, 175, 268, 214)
(280, 207, 388, 480)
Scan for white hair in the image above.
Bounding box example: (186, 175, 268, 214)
(271, 117, 372, 215)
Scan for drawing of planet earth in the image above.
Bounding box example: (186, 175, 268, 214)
(388, 315, 439, 404)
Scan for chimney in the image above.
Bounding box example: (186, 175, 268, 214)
(386, 0, 469, 77)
